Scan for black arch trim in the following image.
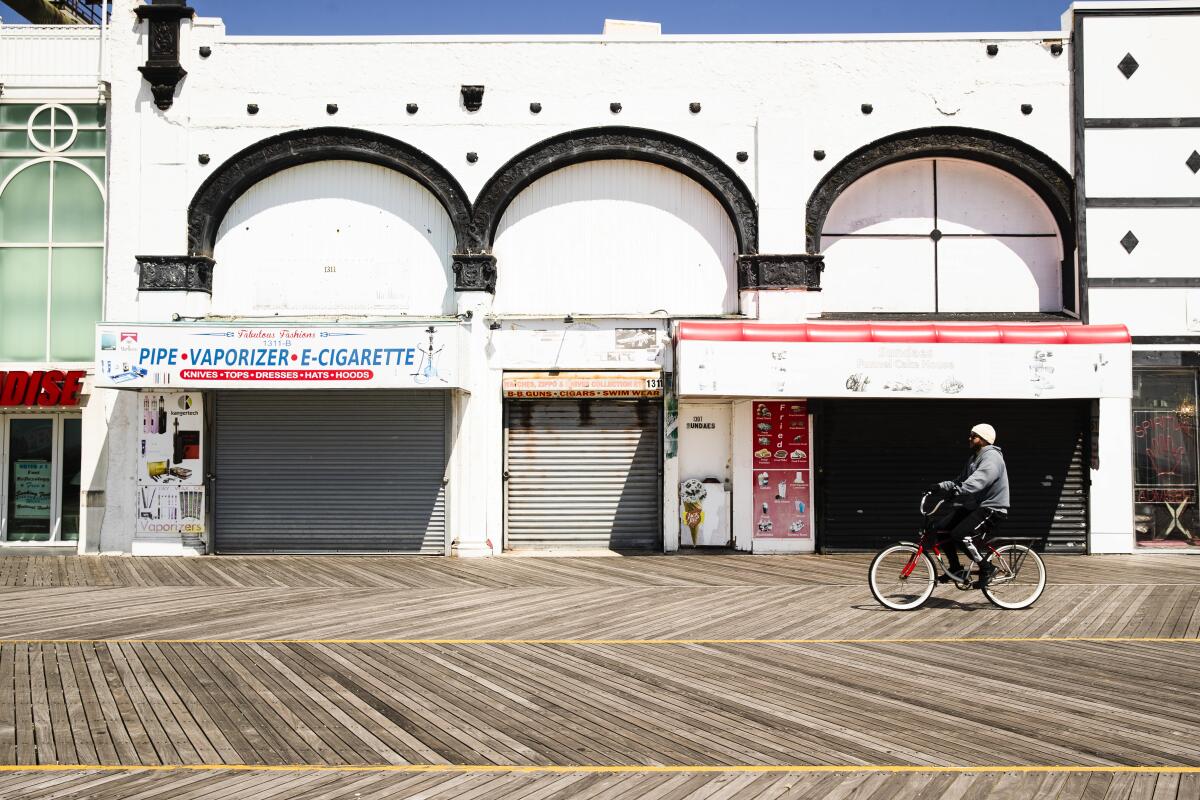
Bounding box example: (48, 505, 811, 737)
(469, 126, 758, 253)
(187, 127, 473, 256)
(805, 127, 1075, 258)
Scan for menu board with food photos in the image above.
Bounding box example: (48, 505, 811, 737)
(751, 400, 811, 539)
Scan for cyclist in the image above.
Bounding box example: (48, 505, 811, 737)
(929, 423, 1009, 588)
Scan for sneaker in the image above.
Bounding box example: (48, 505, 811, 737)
(976, 560, 996, 589)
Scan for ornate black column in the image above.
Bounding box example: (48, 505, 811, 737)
(737, 254, 824, 290)
(137, 255, 214, 292)
(452, 254, 497, 293)
(136, 0, 195, 111)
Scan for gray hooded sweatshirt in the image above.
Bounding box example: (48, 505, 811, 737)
(947, 444, 1010, 512)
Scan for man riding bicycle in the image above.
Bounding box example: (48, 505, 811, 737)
(930, 423, 1009, 588)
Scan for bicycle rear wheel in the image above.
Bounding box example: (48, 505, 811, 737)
(981, 544, 1046, 609)
(869, 544, 936, 610)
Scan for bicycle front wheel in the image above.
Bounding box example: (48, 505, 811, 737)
(869, 544, 936, 610)
(982, 544, 1046, 609)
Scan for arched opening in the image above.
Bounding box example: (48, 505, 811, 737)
(820, 158, 1065, 314)
(491, 160, 738, 314)
(211, 160, 456, 315)
(188, 127, 471, 258)
(0, 157, 104, 361)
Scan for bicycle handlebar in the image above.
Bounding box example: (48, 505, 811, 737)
(919, 492, 946, 517)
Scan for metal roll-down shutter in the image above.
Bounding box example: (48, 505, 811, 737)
(214, 390, 448, 554)
(504, 399, 662, 550)
(817, 399, 1089, 553)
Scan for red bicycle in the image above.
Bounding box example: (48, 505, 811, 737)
(868, 492, 1046, 610)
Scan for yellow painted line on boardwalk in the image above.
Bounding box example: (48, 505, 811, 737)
(1, 636, 1197, 645)
(0, 764, 1198, 775)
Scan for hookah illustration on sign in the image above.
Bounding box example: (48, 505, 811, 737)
(412, 326, 446, 384)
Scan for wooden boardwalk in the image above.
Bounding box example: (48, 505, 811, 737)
(0, 552, 1196, 798)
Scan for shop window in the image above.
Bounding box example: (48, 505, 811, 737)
(2, 414, 81, 543)
(492, 160, 737, 315)
(1133, 370, 1199, 548)
(820, 158, 1062, 314)
(0, 103, 106, 362)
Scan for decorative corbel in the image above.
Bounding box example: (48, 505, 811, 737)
(137, 255, 214, 293)
(460, 85, 485, 112)
(452, 253, 497, 293)
(135, 0, 196, 111)
(737, 254, 825, 291)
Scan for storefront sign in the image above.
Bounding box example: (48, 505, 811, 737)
(12, 460, 51, 519)
(96, 323, 467, 390)
(136, 390, 205, 537)
(490, 324, 667, 369)
(502, 372, 663, 398)
(751, 400, 811, 539)
(679, 340, 1131, 399)
(0, 370, 85, 406)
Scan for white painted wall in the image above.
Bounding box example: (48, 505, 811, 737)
(212, 160, 456, 316)
(1086, 209, 1200, 278)
(1076, 4, 1200, 554)
(1085, 130, 1200, 198)
(492, 160, 737, 315)
(1080, 14, 1200, 118)
(0, 25, 101, 92)
(1090, 288, 1200, 335)
(1091, 396, 1136, 553)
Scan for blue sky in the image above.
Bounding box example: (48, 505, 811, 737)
(0, 0, 1110, 35)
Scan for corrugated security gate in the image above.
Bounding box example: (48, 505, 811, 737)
(214, 390, 448, 554)
(504, 399, 662, 550)
(818, 399, 1089, 553)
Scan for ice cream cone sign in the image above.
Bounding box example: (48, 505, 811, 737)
(680, 479, 708, 546)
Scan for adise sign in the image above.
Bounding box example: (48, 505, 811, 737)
(0, 370, 86, 407)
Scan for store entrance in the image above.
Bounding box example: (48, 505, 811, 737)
(213, 390, 449, 554)
(504, 398, 662, 551)
(2, 414, 81, 544)
(817, 400, 1090, 553)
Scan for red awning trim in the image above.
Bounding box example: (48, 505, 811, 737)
(676, 322, 1130, 345)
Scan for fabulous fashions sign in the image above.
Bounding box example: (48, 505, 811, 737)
(96, 323, 468, 390)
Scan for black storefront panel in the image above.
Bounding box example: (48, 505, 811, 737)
(817, 399, 1088, 552)
(214, 389, 448, 554)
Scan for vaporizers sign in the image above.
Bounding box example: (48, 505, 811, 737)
(96, 323, 467, 390)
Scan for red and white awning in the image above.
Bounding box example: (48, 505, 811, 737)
(675, 322, 1131, 399)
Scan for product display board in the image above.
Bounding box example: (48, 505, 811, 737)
(12, 461, 51, 519)
(136, 390, 205, 537)
(96, 323, 467, 390)
(751, 400, 811, 539)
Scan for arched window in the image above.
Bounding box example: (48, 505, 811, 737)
(0, 103, 106, 361)
(211, 160, 457, 316)
(820, 158, 1063, 314)
(492, 160, 737, 315)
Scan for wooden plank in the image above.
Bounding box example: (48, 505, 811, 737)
(103, 642, 184, 765)
(0, 643, 15, 764)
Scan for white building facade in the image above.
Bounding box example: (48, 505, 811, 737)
(11, 0, 1194, 555)
(0, 22, 106, 548)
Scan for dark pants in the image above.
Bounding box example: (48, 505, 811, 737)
(936, 507, 1004, 570)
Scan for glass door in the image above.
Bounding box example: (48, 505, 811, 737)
(1133, 371, 1199, 548)
(1, 414, 81, 544)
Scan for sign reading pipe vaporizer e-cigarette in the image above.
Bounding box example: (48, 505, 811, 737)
(750, 400, 811, 539)
(136, 390, 205, 536)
